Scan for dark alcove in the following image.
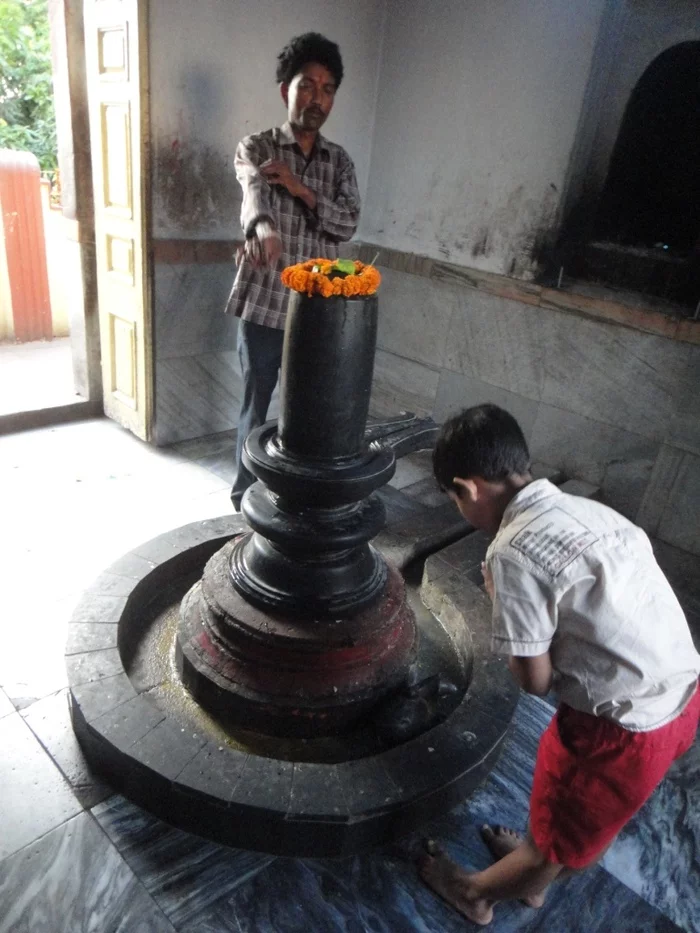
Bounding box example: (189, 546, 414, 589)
(559, 42, 700, 309)
(595, 41, 700, 255)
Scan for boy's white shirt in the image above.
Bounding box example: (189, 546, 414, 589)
(486, 479, 700, 731)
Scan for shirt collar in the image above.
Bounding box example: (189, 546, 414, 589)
(499, 478, 561, 530)
(278, 121, 330, 153)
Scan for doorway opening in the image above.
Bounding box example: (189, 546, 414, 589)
(0, 0, 101, 429)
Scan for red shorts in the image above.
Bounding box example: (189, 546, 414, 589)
(529, 684, 700, 869)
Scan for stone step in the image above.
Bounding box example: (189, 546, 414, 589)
(373, 503, 469, 571)
(419, 477, 602, 621)
(370, 409, 595, 575)
(531, 462, 566, 485)
(558, 478, 601, 500)
(375, 459, 573, 572)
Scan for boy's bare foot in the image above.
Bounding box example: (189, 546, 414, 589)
(480, 825, 546, 908)
(418, 840, 494, 926)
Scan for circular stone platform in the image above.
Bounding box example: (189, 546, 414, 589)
(66, 516, 518, 858)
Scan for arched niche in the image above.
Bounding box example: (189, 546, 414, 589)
(595, 41, 700, 254)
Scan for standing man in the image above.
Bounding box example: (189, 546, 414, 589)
(226, 33, 361, 510)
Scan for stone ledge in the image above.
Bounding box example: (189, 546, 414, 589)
(149, 236, 700, 344)
(355, 242, 700, 345)
(153, 239, 239, 264)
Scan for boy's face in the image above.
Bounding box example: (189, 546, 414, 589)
(448, 479, 501, 533)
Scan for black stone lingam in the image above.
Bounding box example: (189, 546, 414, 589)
(176, 290, 418, 737)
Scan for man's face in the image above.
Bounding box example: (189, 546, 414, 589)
(282, 62, 336, 131)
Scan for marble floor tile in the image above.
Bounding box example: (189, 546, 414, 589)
(0, 712, 82, 860)
(0, 812, 176, 933)
(187, 697, 679, 933)
(190, 449, 237, 485)
(21, 689, 113, 809)
(377, 486, 428, 524)
(653, 540, 700, 606)
(426, 694, 552, 856)
(92, 795, 275, 927)
(0, 417, 188, 485)
(170, 429, 237, 461)
(187, 826, 680, 933)
(0, 687, 14, 719)
(400, 476, 448, 508)
(0, 415, 697, 933)
(0, 337, 78, 415)
(431, 696, 696, 933)
(0, 591, 76, 710)
(602, 734, 700, 933)
(388, 450, 434, 490)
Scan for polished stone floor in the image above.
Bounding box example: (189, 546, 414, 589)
(0, 417, 697, 932)
(0, 338, 79, 416)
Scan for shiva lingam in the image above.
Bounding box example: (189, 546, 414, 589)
(176, 259, 419, 737)
(67, 258, 517, 858)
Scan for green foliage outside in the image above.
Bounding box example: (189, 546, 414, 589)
(0, 0, 57, 175)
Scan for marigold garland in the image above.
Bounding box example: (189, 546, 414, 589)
(281, 259, 381, 298)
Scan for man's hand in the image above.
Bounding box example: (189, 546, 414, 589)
(260, 160, 301, 194)
(236, 221, 282, 269)
(260, 160, 317, 210)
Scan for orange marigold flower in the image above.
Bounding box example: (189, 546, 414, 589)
(280, 259, 381, 298)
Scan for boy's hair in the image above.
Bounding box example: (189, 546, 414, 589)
(433, 404, 531, 492)
(276, 33, 344, 88)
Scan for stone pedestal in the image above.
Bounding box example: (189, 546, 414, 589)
(176, 291, 418, 737)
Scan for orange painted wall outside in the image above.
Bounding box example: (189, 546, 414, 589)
(0, 149, 53, 342)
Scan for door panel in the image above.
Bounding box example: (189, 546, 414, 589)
(85, 0, 151, 439)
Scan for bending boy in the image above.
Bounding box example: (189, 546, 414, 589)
(421, 403, 700, 926)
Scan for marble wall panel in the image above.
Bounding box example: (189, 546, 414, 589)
(602, 446, 660, 521)
(154, 352, 243, 445)
(666, 345, 700, 456)
(443, 288, 548, 402)
(636, 446, 687, 537)
(530, 402, 659, 510)
(152, 257, 697, 558)
(540, 310, 693, 442)
(375, 267, 455, 370)
(370, 350, 439, 418)
(656, 451, 700, 557)
(433, 369, 540, 442)
(154, 263, 238, 360)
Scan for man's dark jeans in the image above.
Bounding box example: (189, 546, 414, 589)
(231, 319, 284, 509)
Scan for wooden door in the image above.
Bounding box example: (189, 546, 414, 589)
(84, 0, 151, 439)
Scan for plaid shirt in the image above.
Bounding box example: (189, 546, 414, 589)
(225, 122, 361, 329)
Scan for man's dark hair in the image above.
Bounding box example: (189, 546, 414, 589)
(433, 404, 531, 491)
(276, 33, 344, 87)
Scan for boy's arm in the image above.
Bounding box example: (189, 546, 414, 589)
(483, 556, 556, 695)
(508, 653, 553, 697)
